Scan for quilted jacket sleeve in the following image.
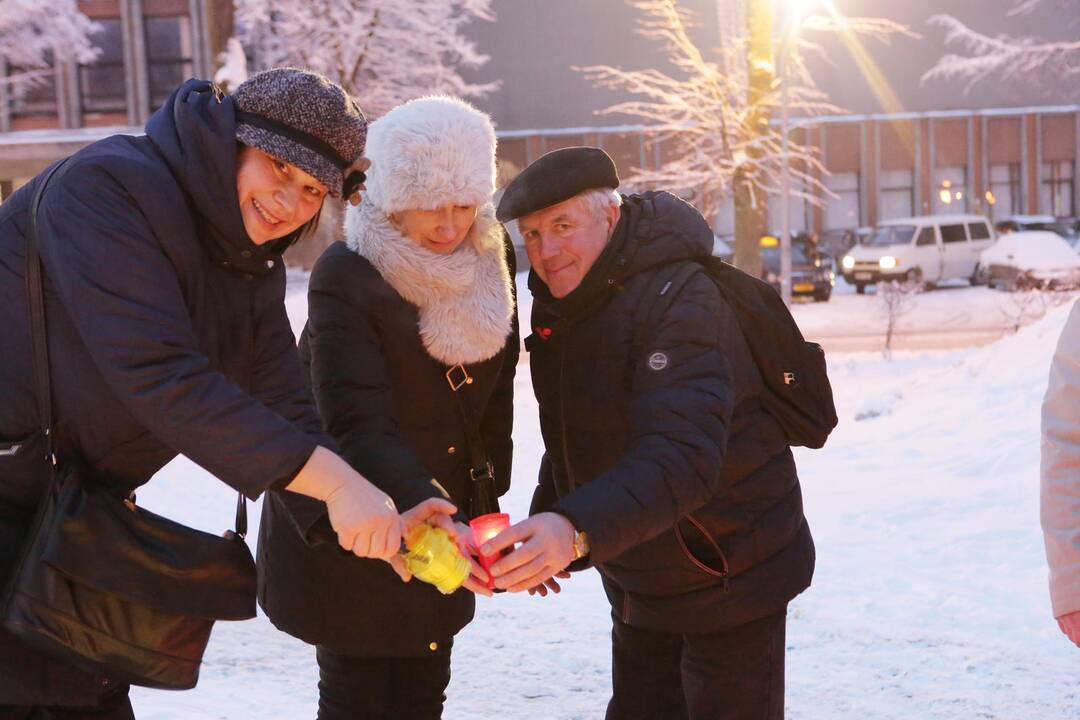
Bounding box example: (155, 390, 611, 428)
(552, 272, 740, 564)
(39, 161, 318, 500)
(1041, 301, 1080, 618)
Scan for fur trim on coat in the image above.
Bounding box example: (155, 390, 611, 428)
(344, 201, 514, 366)
(363, 96, 496, 215)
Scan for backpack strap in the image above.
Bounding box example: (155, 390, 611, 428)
(632, 260, 705, 356)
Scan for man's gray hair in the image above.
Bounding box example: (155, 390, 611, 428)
(577, 187, 622, 220)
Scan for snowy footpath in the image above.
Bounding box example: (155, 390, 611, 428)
(129, 278, 1080, 719)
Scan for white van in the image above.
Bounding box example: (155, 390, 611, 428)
(840, 214, 995, 294)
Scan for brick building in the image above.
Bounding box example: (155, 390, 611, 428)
(1, 0, 1076, 246)
(0, 0, 230, 196)
(466, 0, 1079, 238)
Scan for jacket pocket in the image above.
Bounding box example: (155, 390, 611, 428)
(675, 514, 730, 584)
(0, 432, 51, 510)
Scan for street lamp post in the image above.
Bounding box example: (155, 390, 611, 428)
(779, 25, 793, 307)
(776, 0, 815, 308)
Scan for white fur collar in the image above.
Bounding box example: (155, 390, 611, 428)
(344, 202, 514, 366)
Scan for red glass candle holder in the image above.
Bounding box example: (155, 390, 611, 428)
(470, 512, 510, 589)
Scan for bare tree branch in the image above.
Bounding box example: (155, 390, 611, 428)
(0, 0, 98, 92)
(234, 0, 499, 118)
(577, 0, 908, 225)
(922, 3, 1080, 94)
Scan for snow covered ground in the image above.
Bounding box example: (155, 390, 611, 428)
(792, 277, 1076, 353)
(128, 273, 1080, 719)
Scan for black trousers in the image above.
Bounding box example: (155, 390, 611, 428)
(315, 644, 453, 720)
(606, 611, 786, 720)
(0, 686, 133, 720)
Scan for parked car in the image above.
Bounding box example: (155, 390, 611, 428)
(996, 214, 1079, 246)
(840, 214, 995, 294)
(980, 230, 1080, 291)
(759, 233, 834, 302)
(819, 226, 870, 263)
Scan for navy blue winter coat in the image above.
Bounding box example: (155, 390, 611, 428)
(0, 80, 329, 705)
(258, 238, 518, 658)
(527, 192, 815, 633)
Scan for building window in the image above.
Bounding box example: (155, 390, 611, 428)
(987, 163, 1022, 220)
(8, 51, 58, 120)
(879, 169, 914, 220)
(146, 16, 194, 112)
(1041, 160, 1075, 216)
(933, 166, 967, 215)
(79, 18, 126, 115)
(824, 171, 860, 229)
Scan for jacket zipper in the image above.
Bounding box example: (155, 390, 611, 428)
(558, 343, 577, 492)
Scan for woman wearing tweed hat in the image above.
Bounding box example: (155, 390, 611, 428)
(0, 69, 455, 715)
(257, 95, 518, 720)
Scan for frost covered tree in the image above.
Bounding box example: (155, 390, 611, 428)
(0, 0, 98, 92)
(579, 0, 908, 273)
(214, 37, 248, 93)
(233, 0, 498, 118)
(923, 0, 1080, 94)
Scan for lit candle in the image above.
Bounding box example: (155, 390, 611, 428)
(469, 513, 510, 589)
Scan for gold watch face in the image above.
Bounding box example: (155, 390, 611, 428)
(573, 531, 589, 559)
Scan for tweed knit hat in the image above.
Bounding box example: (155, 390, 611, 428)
(233, 68, 367, 197)
(364, 95, 496, 214)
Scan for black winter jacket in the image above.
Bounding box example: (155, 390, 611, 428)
(257, 237, 518, 658)
(0, 81, 329, 705)
(527, 192, 814, 633)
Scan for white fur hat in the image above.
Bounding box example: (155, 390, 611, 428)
(362, 96, 496, 214)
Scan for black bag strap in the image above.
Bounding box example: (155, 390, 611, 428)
(444, 364, 498, 514)
(26, 161, 67, 461)
(24, 161, 248, 538)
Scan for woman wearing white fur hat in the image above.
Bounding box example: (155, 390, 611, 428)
(256, 96, 517, 719)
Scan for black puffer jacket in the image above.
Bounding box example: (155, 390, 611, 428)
(0, 80, 329, 705)
(527, 191, 814, 633)
(257, 231, 518, 657)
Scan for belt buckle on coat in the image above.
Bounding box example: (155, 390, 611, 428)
(445, 364, 473, 392)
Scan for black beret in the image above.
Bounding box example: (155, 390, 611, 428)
(496, 146, 619, 222)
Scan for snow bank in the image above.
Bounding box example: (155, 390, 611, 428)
(127, 280, 1079, 719)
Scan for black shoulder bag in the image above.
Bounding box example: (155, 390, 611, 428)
(0, 161, 257, 690)
(444, 364, 501, 518)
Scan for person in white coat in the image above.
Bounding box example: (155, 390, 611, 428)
(1040, 300, 1080, 646)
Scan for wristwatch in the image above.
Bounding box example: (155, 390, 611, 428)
(571, 528, 591, 561)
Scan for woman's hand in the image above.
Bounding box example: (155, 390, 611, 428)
(441, 520, 496, 598)
(286, 446, 402, 560)
(345, 157, 371, 206)
(388, 498, 460, 582)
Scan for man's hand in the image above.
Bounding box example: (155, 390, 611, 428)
(481, 513, 577, 593)
(528, 571, 571, 598)
(1057, 611, 1080, 647)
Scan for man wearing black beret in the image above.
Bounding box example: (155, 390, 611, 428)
(483, 147, 815, 719)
